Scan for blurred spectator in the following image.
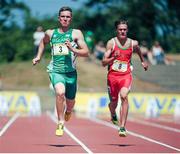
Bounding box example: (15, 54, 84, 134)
(140, 41, 156, 65)
(152, 41, 175, 65)
(94, 41, 106, 60)
(33, 26, 45, 57)
(151, 41, 164, 64)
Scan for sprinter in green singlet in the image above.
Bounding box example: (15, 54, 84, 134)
(32, 6, 89, 136)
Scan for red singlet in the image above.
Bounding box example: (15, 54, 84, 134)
(107, 37, 133, 102)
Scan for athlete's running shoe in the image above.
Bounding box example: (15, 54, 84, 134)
(64, 111, 72, 121)
(55, 123, 64, 136)
(118, 127, 127, 137)
(111, 114, 119, 126)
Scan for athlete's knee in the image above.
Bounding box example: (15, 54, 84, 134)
(120, 88, 129, 101)
(56, 91, 65, 99)
(120, 93, 127, 100)
(66, 98, 75, 104)
(110, 100, 118, 110)
(110, 94, 118, 104)
(109, 101, 118, 107)
(120, 92, 128, 103)
(55, 83, 65, 99)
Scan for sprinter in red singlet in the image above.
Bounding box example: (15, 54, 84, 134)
(102, 20, 148, 137)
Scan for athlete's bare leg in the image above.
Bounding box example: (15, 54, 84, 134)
(66, 98, 75, 112)
(64, 98, 75, 121)
(54, 83, 66, 123)
(108, 101, 118, 116)
(119, 87, 129, 127)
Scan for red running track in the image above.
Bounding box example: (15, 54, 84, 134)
(0, 112, 180, 153)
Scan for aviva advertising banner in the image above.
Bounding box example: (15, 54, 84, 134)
(75, 92, 180, 118)
(0, 91, 41, 116)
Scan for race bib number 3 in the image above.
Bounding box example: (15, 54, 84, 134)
(112, 60, 128, 72)
(53, 43, 69, 55)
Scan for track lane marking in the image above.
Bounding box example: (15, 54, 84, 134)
(90, 118, 180, 152)
(128, 118, 180, 133)
(47, 111, 93, 154)
(0, 112, 20, 137)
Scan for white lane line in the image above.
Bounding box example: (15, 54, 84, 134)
(47, 111, 93, 154)
(128, 118, 180, 133)
(0, 112, 20, 137)
(90, 118, 180, 152)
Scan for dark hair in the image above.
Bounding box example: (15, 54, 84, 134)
(58, 6, 72, 16)
(114, 19, 128, 29)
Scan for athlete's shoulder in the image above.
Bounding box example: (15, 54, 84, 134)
(72, 29, 82, 34)
(106, 38, 115, 50)
(45, 29, 54, 33)
(45, 29, 54, 36)
(72, 29, 84, 40)
(72, 28, 80, 31)
(107, 37, 115, 44)
(107, 38, 115, 46)
(130, 38, 139, 47)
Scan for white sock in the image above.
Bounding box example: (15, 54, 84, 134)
(58, 120, 64, 125)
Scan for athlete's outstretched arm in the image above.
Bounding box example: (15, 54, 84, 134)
(133, 40, 148, 71)
(32, 29, 52, 65)
(66, 29, 89, 57)
(102, 39, 117, 67)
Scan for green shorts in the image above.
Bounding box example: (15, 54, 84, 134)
(49, 71, 77, 99)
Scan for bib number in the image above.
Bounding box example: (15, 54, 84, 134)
(112, 60, 128, 72)
(53, 43, 69, 55)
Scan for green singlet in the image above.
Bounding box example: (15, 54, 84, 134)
(47, 28, 77, 99)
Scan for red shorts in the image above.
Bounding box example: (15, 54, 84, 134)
(107, 73, 132, 103)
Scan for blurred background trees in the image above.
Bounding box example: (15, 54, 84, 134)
(0, 0, 179, 63)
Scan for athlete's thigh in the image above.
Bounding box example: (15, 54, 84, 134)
(119, 73, 132, 97)
(107, 75, 119, 102)
(65, 71, 77, 99)
(49, 72, 66, 93)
